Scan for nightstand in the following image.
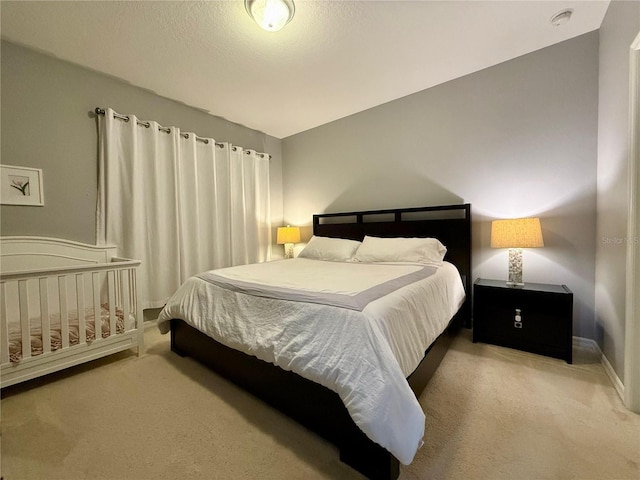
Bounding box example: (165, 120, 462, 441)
(473, 278, 573, 363)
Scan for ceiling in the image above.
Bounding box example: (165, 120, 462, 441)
(1, 1, 610, 139)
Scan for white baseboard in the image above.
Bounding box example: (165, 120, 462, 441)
(573, 336, 625, 401)
(144, 319, 158, 330)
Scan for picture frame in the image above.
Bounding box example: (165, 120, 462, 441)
(1, 165, 44, 206)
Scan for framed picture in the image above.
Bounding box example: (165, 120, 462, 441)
(1, 165, 44, 206)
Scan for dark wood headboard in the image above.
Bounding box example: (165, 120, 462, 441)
(313, 203, 472, 327)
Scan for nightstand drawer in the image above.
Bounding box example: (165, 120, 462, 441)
(477, 306, 569, 355)
(473, 279, 573, 363)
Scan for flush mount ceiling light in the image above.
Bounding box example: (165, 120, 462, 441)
(245, 0, 295, 32)
(550, 9, 573, 27)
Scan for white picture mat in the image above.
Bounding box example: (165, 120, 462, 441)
(0, 165, 44, 206)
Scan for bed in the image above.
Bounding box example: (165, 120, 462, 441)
(159, 204, 471, 480)
(1, 236, 144, 388)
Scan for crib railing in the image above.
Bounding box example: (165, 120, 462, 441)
(1, 258, 142, 365)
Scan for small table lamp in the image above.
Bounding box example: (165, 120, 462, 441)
(491, 217, 544, 287)
(277, 225, 301, 259)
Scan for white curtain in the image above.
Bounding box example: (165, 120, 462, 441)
(97, 108, 271, 308)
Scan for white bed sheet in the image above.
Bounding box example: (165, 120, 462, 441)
(157, 259, 465, 465)
(364, 261, 465, 376)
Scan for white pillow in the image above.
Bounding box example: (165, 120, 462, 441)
(298, 236, 362, 262)
(353, 236, 447, 266)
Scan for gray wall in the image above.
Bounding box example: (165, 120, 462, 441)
(596, 1, 640, 378)
(282, 32, 599, 338)
(0, 40, 283, 246)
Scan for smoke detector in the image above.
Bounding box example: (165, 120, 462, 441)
(550, 9, 573, 26)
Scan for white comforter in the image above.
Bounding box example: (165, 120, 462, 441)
(157, 259, 465, 465)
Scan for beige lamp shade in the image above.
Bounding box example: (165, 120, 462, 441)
(276, 225, 301, 245)
(491, 218, 544, 248)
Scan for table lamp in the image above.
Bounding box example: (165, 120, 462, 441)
(277, 225, 301, 259)
(491, 217, 544, 287)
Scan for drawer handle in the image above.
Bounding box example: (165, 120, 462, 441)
(514, 308, 523, 329)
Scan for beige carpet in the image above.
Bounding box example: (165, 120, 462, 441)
(1, 326, 638, 480)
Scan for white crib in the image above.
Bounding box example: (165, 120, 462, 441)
(1, 236, 144, 388)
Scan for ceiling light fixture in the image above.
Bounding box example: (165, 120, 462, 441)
(550, 9, 573, 27)
(245, 0, 295, 32)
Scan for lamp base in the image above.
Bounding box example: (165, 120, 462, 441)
(284, 243, 294, 259)
(507, 248, 524, 286)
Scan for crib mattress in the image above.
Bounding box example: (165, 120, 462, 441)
(8, 304, 125, 363)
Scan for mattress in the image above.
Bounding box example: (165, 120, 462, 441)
(157, 258, 465, 465)
(8, 304, 126, 362)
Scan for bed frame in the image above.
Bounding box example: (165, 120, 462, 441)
(170, 204, 472, 479)
(1, 236, 144, 388)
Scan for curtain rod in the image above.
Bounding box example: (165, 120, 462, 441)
(94, 108, 271, 159)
